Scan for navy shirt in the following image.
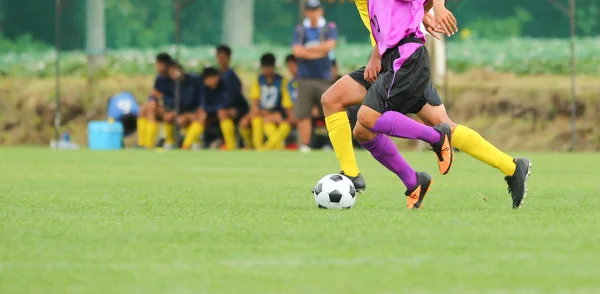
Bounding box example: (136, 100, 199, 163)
(293, 22, 337, 80)
(153, 75, 174, 100)
(222, 68, 249, 112)
(164, 73, 202, 111)
(201, 80, 228, 114)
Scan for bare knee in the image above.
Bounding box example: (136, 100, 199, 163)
(217, 109, 230, 121)
(321, 76, 367, 115)
(352, 123, 376, 143)
(356, 106, 378, 130)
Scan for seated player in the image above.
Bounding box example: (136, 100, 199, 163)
(165, 61, 202, 149)
(138, 52, 173, 148)
(249, 53, 294, 150)
(284, 54, 300, 149)
(182, 67, 239, 150)
(107, 91, 140, 141)
(216, 44, 251, 149)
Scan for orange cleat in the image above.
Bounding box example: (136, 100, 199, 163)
(405, 172, 433, 209)
(431, 123, 454, 175)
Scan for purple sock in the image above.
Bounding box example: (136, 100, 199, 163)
(371, 111, 441, 145)
(361, 134, 417, 189)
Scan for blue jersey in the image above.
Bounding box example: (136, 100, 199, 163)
(200, 80, 229, 114)
(222, 68, 249, 111)
(250, 74, 293, 111)
(293, 22, 337, 80)
(107, 92, 140, 120)
(153, 75, 174, 100)
(287, 78, 298, 104)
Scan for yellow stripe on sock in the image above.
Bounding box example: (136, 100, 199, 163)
(325, 111, 359, 177)
(220, 119, 237, 150)
(453, 125, 516, 176)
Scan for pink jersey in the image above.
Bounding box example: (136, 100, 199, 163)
(368, 0, 426, 57)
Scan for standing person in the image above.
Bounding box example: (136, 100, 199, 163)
(292, 0, 337, 152)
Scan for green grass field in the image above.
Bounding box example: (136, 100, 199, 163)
(1, 148, 599, 294)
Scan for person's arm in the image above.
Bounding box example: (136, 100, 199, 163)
(432, 0, 458, 36)
(305, 24, 338, 55)
(151, 78, 164, 99)
(292, 25, 328, 60)
(249, 77, 261, 116)
(281, 78, 296, 124)
(424, 0, 433, 12)
(363, 45, 381, 83)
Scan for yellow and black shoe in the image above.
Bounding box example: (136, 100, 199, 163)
(405, 172, 433, 210)
(431, 123, 454, 175)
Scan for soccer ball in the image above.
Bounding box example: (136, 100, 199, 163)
(313, 174, 357, 209)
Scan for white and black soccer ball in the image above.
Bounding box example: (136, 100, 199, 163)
(313, 174, 357, 209)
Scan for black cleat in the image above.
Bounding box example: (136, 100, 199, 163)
(505, 158, 532, 209)
(405, 172, 433, 209)
(340, 171, 366, 192)
(430, 123, 454, 175)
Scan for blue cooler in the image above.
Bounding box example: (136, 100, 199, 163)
(88, 121, 124, 150)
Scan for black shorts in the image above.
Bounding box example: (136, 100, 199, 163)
(349, 45, 442, 115)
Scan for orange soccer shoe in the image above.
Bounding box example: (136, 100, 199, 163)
(431, 123, 454, 175)
(405, 172, 433, 210)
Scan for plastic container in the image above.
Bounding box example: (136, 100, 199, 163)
(88, 121, 123, 150)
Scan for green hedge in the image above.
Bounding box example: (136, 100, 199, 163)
(2, 38, 599, 77)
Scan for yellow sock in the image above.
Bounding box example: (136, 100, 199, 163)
(164, 123, 175, 145)
(182, 122, 204, 149)
(266, 122, 292, 150)
(240, 126, 252, 148)
(145, 121, 159, 148)
(251, 117, 264, 150)
(220, 119, 236, 150)
(264, 122, 278, 150)
(325, 112, 359, 177)
(137, 117, 148, 147)
(452, 125, 516, 176)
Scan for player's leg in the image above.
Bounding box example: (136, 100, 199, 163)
(160, 110, 176, 149)
(217, 108, 237, 150)
(353, 113, 432, 209)
(145, 100, 163, 149)
(251, 110, 264, 150)
(294, 80, 316, 152)
(264, 111, 290, 150)
(137, 101, 150, 147)
(355, 71, 433, 209)
(321, 69, 369, 190)
(183, 109, 206, 150)
(262, 112, 278, 150)
(416, 99, 531, 208)
(238, 113, 252, 149)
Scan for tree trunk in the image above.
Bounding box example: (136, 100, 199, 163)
(222, 0, 254, 46)
(86, 0, 105, 77)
